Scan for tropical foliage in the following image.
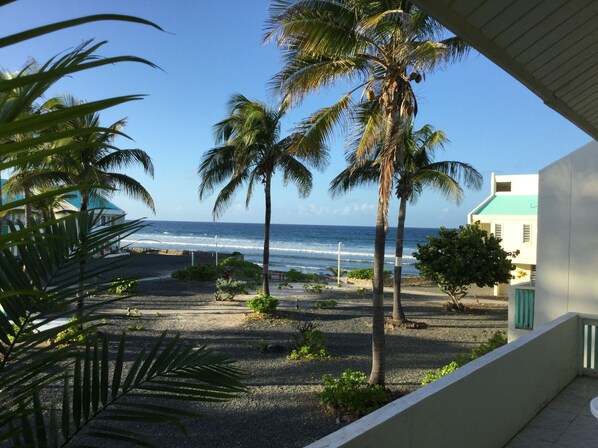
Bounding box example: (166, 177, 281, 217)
(414, 224, 517, 309)
(0, 9, 245, 447)
(198, 94, 328, 295)
(266, 0, 470, 384)
(331, 124, 482, 323)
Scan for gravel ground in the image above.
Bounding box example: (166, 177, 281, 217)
(82, 257, 507, 448)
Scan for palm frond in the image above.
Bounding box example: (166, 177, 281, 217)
(5, 331, 246, 447)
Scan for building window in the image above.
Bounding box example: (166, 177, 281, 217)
(523, 224, 531, 243)
(531, 265, 536, 284)
(494, 223, 502, 239)
(496, 181, 511, 192)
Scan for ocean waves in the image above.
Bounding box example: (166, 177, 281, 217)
(122, 221, 434, 277)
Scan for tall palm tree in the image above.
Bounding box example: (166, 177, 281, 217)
(198, 93, 328, 295)
(266, 0, 469, 385)
(41, 95, 155, 214)
(331, 124, 482, 324)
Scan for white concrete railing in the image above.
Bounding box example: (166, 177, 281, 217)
(307, 313, 580, 448)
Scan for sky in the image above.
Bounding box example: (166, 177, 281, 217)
(0, 1, 592, 228)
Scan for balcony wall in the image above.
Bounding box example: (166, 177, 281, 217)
(308, 313, 579, 448)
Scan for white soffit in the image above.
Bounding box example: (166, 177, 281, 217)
(411, 0, 598, 141)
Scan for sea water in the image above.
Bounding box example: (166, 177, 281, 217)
(121, 220, 439, 277)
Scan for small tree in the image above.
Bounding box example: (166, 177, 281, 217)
(413, 224, 517, 309)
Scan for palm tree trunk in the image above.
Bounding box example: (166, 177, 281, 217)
(76, 192, 89, 318)
(393, 196, 408, 322)
(369, 196, 387, 386)
(24, 188, 32, 228)
(262, 175, 271, 295)
(0, 171, 3, 236)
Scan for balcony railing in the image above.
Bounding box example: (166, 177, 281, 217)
(308, 313, 582, 448)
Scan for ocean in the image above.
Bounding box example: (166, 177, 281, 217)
(121, 221, 439, 277)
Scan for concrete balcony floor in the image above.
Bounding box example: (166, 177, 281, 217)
(506, 376, 598, 447)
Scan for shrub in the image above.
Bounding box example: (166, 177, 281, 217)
(220, 257, 262, 283)
(171, 264, 222, 281)
(285, 268, 318, 283)
(320, 369, 387, 416)
(246, 293, 278, 315)
(303, 281, 328, 294)
(414, 224, 517, 309)
(277, 281, 293, 290)
(421, 361, 461, 385)
(315, 300, 337, 309)
(55, 317, 94, 344)
(215, 278, 249, 301)
(347, 268, 391, 281)
(421, 331, 507, 385)
(289, 322, 329, 360)
(110, 278, 138, 294)
(8, 318, 33, 343)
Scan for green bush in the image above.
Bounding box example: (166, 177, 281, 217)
(220, 257, 262, 283)
(171, 264, 222, 281)
(421, 331, 507, 385)
(347, 268, 391, 281)
(320, 369, 387, 416)
(315, 300, 337, 309)
(285, 268, 318, 283)
(55, 317, 95, 344)
(215, 278, 249, 301)
(303, 281, 328, 294)
(246, 293, 279, 315)
(421, 361, 461, 385)
(289, 322, 329, 360)
(109, 277, 138, 294)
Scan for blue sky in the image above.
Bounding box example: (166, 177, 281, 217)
(1, 1, 591, 228)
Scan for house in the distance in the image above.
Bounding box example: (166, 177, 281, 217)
(1, 180, 125, 252)
(468, 173, 538, 295)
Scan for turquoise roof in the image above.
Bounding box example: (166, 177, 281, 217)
(1, 179, 123, 213)
(65, 192, 124, 213)
(474, 195, 538, 216)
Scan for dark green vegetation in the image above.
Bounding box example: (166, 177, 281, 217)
(246, 293, 279, 316)
(347, 268, 391, 282)
(0, 12, 245, 447)
(320, 369, 388, 417)
(421, 331, 507, 385)
(171, 256, 262, 283)
(109, 277, 138, 295)
(285, 268, 319, 283)
(414, 224, 517, 310)
(288, 322, 330, 360)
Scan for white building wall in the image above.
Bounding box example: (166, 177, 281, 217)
(535, 141, 598, 328)
(495, 174, 539, 195)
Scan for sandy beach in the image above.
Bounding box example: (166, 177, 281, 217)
(87, 251, 507, 447)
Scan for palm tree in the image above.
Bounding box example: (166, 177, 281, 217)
(11, 95, 156, 316)
(266, 0, 469, 385)
(198, 94, 327, 295)
(40, 95, 155, 214)
(1, 11, 246, 447)
(331, 124, 482, 324)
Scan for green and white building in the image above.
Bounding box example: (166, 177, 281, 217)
(468, 173, 538, 296)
